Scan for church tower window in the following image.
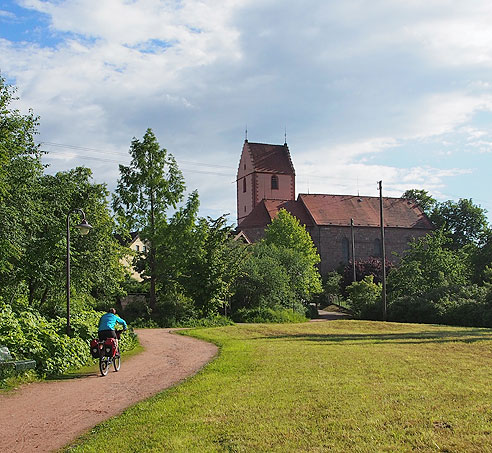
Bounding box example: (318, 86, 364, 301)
(243, 178, 246, 193)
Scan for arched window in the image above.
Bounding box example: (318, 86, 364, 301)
(243, 177, 246, 193)
(374, 238, 382, 257)
(271, 175, 279, 190)
(342, 238, 350, 264)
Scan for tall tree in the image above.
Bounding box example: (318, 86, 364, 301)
(0, 77, 43, 299)
(113, 129, 185, 310)
(401, 189, 437, 216)
(430, 198, 489, 249)
(263, 209, 322, 301)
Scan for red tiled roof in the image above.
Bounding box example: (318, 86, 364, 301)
(239, 199, 313, 228)
(299, 194, 434, 229)
(246, 142, 295, 174)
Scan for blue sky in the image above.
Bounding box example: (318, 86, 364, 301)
(1, 0, 491, 223)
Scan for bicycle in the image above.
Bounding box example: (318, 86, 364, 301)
(94, 330, 122, 376)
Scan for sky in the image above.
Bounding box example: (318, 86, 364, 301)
(1, 0, 491, 224)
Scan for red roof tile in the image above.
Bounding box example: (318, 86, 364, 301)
(246, 142, 295, 174)
(299, 194, 434, 229)
(239, 199, 313, 228)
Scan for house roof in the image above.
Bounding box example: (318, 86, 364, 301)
(244, 141, 295, 174)
(299, 194, 434, 229)
(239, 199, 313, 228)
(114, 231, 140, 246)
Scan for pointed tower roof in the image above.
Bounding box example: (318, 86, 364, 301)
(243, 141, 295, 175)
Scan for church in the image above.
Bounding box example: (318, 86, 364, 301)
(236, 140, 434, 275)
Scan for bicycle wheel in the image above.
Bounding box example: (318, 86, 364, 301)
(113, 353, 121, 372)
(99, 358, 109, 376)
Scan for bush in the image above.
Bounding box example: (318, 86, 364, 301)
(232, 307, 308, 324)
(346, 275, 382, 320)
(0, 302, 137, 377)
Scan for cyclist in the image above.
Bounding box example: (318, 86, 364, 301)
(98, 308, 127, 348)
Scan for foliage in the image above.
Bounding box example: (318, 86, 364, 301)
(232, 243, 298, 313)
(13, 167, 127, 313)
(388, 229, 471, 300)
(0, 77, 43, 294)
(430, 198, 489, 249)
(0, 301, 137, 377)
(346, 275, 382, 319)
(315, 271, 343, 308)
(401, 189, 437, 216)
(231, 307, 308, 323)
(342, 257, 395, 291)
(113, 128, 185, 310)
(264, 208, 320, 268)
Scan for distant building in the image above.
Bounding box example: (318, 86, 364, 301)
(236, 140, 434, 274)
(116, 232, 148, 282)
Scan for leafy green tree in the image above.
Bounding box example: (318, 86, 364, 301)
(264, 209, 321, 268)
(232, 242, 297, 312)
(346, 275, 382, 319)
(388, 228, 470, 300)
(16, 167, 126, 314)
(113, 129, 185, 310)
(401, 189, 437, 216)
(430, 198, 489, 249)
(262, 208, 322, 302)
(0, 77, 43, 294)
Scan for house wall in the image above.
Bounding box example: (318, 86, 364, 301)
(120, 236, 147, 281)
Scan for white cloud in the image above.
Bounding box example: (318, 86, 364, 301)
(2, 0, 492, 221)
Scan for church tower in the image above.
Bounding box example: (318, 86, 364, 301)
(236, 140, 296, 225)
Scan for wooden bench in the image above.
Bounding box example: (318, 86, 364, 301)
(0, 346, 36, 375)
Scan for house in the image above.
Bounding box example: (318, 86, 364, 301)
(116, 232, 148, 282)
(236, 140, 434, 274)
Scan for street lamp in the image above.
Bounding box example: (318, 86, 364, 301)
(66, 209, 92, 335)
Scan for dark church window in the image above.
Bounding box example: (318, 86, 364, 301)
(374, 238, 382, 257)
(244, 163, 246, 170)
(243, 177, 246, 193)
(271, 175, 279, 190)
(342, 238, 350, 264)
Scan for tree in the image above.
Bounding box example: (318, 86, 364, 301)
(388, 228, 470, 300)
(0, 77, 44, 299)
(430, 198, 489, 249)
(113, 129, 185, 310)
(401, 189, 437, 216)
(264, 209, 321, 268)
(15, 167, 126, 314)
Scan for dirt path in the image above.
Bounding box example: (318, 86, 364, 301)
(0, 329, 218, 453)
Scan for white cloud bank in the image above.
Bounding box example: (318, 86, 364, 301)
(1, 0, 492, 220)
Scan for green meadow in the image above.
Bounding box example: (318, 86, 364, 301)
(67, 321, 492, 452)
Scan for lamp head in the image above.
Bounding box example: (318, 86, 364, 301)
(76, 218, 92, 235)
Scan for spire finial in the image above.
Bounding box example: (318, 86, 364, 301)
(284, 126, 287, 145)
(245, 125, 248, 142)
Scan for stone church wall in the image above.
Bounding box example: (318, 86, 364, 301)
(308, 225, 430, 275)
(241, 224, 431, 276)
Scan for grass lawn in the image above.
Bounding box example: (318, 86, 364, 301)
(66, 321, 492, 452)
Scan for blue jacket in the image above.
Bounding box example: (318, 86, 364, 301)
(98, 313, 127, 332)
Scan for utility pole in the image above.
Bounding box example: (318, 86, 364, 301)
(378, 181, 387, 321)
(350, 218, 356, 282)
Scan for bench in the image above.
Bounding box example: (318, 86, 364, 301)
(0, 346, 36, 375)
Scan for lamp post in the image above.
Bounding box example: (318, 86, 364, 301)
(66, 209, 92, 335)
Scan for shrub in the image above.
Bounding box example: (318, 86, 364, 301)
(346, 275, 382, 319)
(0, 302, 137, 377)
(232, 307, 308, 324)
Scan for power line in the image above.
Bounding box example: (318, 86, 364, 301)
(41, 141, 237, 170)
